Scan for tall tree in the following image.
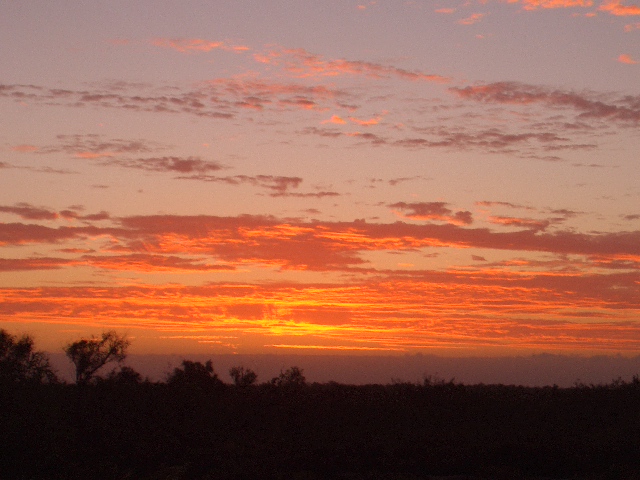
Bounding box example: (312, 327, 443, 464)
(0, 329, 57, 384)
(64, 331, 129, 384)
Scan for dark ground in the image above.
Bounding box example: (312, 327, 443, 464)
(2, 374, 640, 479)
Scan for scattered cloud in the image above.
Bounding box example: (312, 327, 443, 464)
(0, 83, 234, 120)
(0, 203, 109, 222)
(599, 0, 640, 16)
(519, 0, 594, 10)
(151, 38, 249, 53)
(476, 200, 536, 211)
(618, 53, 638, 63)
(450, 81, 640, 124)
(322, 115, 347, 124)
(458, 13, 486, 25)
(33, 134, 162, 158)
(388, 176, 429, 186)
(108, 156, 224, 174)
(175, 174, 304, 196)
(349, 115, 382, 126)
(487, 215, 551, 231)
(11, 144, 39, 153)
(255, 47, 450, 83)
(389, 202, 474, 225)
(0, 203, 58, 221)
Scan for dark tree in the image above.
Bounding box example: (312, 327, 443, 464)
(229, 365, 258, 387)
(0, 329, 57, 384)
(167, 360, 224, 389)
(104, 365, 143, 385)
(271, 366, 306, 387)
(64, 331, 129, 384)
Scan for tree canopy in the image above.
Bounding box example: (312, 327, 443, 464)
(0, 329, 57, 384)
(64, 331, 130, 384)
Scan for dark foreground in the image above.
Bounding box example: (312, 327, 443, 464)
(2, 377, 640, 480)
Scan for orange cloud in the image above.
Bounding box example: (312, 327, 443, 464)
(74, 151, 116, 159)
(151, 38, 249, 53)
(258, 47, 450, 83)
(349, 116, 381, 126)
(600, 0, 640, 15)
(2, 274, 639, 355)
(618, 53, 638, 63)
(458, 13, 485, 25)
(322, 115, 347, 124)
(11, 144, 39, 153)
(520, 0, 593, 9)
(625, 21, 640, 29)
(3, 213, 640, 280)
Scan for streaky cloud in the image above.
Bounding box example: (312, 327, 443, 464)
(108, 156, 225, 174)
(151, 38, 249, 53)
(450, 81, 640, 124)
(389, 202, 473, 225)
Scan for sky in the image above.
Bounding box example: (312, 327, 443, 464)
(1, 0, 640, 363)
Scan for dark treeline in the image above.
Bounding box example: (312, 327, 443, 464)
(2, 330, 640, 479)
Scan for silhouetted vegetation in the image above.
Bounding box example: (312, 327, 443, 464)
(0, 329, 57, 385)
(229, 365, 258, 387)
(2, 330, 640, 479)
(64, 330, 129, 384)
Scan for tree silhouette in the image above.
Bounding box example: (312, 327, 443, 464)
(167, 360, 224, 389)
(270, 366, 306, 387)
(229, 365, 258, 387)
(64, 331, 129, 385)
(104, 365, 143, 385)
(0, 329, 57, 384)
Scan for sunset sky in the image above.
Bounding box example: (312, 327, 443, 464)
(1, 0, 639, 359)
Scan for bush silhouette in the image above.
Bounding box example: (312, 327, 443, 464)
(0, 329, 57, 384)
(271, 366, 306, 387)
(229, 365, 258, 387)
(167, 360, 224, 389)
